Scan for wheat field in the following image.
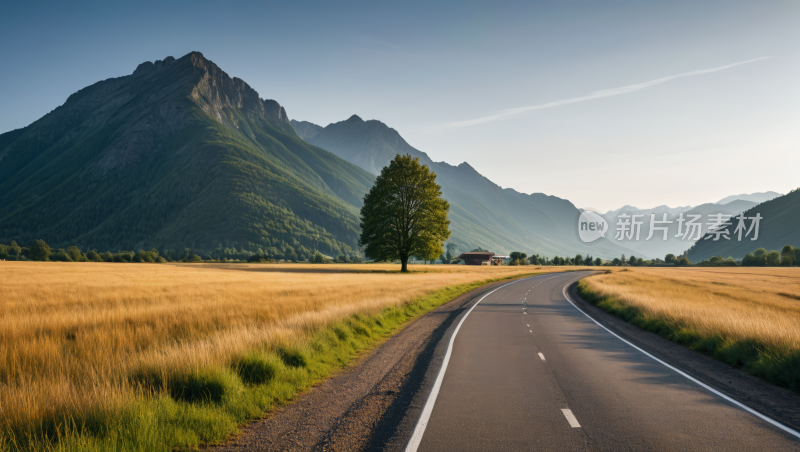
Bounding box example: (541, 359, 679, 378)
(580, 267, 800, 389)
(0, 261, 547, 445)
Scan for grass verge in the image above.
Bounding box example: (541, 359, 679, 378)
(3, 272, 542, 452)
(577, 278, 800, 393)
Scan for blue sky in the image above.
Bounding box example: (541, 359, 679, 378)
(1, 1, 797, 211)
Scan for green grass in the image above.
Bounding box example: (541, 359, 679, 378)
(576, 280, 800, 394)
(1, 272, 543, 452)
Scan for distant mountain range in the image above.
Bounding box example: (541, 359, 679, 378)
(716, 191, 781, 205)
(591, 192, 784, 259)
(0, 52, 374, 260)
(596, 200, 758, 259)
(292, 116, 636, 258)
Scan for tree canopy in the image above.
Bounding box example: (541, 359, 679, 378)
(359, 154, 450, 272)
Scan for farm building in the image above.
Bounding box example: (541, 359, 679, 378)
(458, 252, 503, 266)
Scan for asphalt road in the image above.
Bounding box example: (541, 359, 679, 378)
(410, 271, 800, 452)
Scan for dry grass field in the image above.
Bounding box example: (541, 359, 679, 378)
(0, 261, 550, 451)
(579, 267, 800, 392)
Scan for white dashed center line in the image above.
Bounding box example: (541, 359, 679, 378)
(561, 409, 581, 428)
(538, 352, 546, 361)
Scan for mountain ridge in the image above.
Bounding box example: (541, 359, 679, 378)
(0, 52, 375, 260)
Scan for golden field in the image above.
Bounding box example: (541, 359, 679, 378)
(580, 267, 800, 389)
(0, 261, 548, 442)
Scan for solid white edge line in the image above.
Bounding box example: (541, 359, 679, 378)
(403, 275, 542, 452)
(561, 408, 581, 428)
(561, 283, 800, 440)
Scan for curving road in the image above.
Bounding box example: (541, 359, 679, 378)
(407, 271, 800, 452)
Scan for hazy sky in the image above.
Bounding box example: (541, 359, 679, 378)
(2, 1, 797, 211)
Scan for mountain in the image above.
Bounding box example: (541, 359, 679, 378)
(295, 115, 637, 259)
(716, 191, 781, 205)
(688, 190, 800, 261)
(290, 120, 323, 141)
(298, 115, 431, 176)
(603, 204, 693, 218)
(0, 52, 375, 260)
(601, 200, 757, 259)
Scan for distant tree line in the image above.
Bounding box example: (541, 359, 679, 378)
(740, 246, 798, 267)
(507, 252, 602, 266)
(0, 239, 363, 264)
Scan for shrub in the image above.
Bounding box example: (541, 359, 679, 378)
(277, 346, 307, 368)
(135, 250, 154, 263)
(50, 249, 73, 262)
(234, 353, 281, 385)
(29, 239, 52, 261)
(169, 367, 243, 404)
(87, 250, 102, 262)
(781, 245, 795, 266)
(311, 251, 329, 263)
(66, 246, 85, 262)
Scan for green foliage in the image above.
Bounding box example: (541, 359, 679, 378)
(509, 251, 527, 266)
(696, 255, 737, 266)
(359, 154, 451, 272)
(29, 239, 52, 261)
(168, 368, 243, 404)
(67, 246, 86, 262)
(310, 251, 329, 263)
(766, 250, 781, 266)
(50, 248, 72, 262)
(234, 353, 281, 385)
(781, 245, 795, 266)
(741, 245, 797, 267)
(665, 254, 675, 264)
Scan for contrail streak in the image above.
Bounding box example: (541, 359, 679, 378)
(438, 56, 771, 129)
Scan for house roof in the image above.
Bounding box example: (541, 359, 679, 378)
(458, 252, 495, 260)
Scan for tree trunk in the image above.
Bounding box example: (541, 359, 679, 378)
(401, 255, 408, 272)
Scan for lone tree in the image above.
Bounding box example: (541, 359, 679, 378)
(360, 154, 450, 272)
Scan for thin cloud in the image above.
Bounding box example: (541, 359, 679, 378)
(439, 56, 772, 129)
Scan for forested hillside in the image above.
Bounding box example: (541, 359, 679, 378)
(688, 189, 800, 261)
(0, 52, 375, 260)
